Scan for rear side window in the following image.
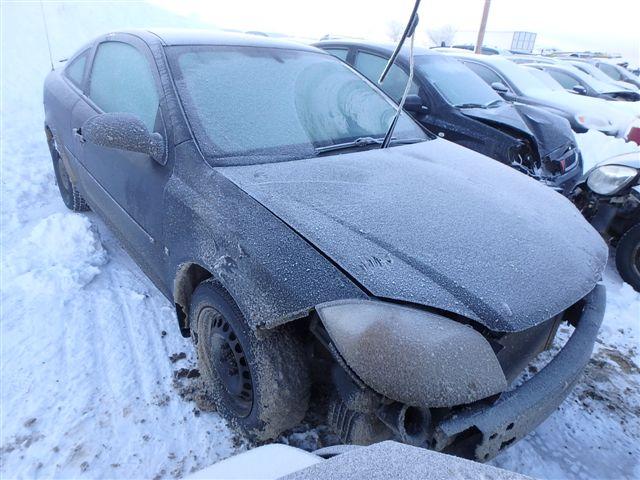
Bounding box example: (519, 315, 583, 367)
(547, 70, 580, 90)
(324, 48, 349, 62)
(597, 63, 622, 80)
(355, 51, 417, 102)
(88, 41, 159, 131)
(65, 50, 88, 87)
(463, 62, 504, 87)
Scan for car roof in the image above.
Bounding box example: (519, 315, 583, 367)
(444, 50, 514, 66)
(315, 39, 439, 61)
(112, 28, 322, 53)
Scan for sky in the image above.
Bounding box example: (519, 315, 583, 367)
(149, 0, 640, 61)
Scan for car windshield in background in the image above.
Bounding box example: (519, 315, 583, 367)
(415, 55, 502, 108)
(166, 46, 428, 166)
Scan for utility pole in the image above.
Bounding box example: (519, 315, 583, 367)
(475, 0, 491, 54)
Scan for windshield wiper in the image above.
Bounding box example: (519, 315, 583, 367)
(485, 99, 504, 108)
(315, 137, 382, 155)
(315, 137, 423, 155)
(454, 102, 487, 109)
(379, 0, 421, 148)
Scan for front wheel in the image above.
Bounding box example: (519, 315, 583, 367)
(47, 129, 89, 212)
(616, 224, 640, 292)
(189, 279, 310, 441)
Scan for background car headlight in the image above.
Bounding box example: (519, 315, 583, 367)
(575, 113, 612, 132)
(587, 165, 638, 195)
(316, 299, 507, 407)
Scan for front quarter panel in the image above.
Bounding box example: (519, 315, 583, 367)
(164, 141, 367, 330)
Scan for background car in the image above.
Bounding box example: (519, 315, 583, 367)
(571, 152, 640, 290)
(562, 59, 640, 93)
(593, 59, 640, 89)
(443, 51, 635, 137)
(317, 40, 582, 191)
(187, 441, 534, 479)
(525, 63, 640, 102)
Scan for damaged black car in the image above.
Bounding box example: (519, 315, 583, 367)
(316, 40, 582, 192)
(44, 30, 607, 461)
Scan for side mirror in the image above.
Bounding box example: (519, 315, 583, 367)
(572, 85, 588, 95)
(82, 112, 166, 164)
(491, 82, 509, 93)
(403, 94, 428, 113)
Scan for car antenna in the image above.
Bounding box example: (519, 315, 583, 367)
(379, 0, 421, 149)
(39, 0, 55, 70)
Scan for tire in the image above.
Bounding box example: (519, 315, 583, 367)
(189, 279, 310, 441)
(47, 130, 89, 212)
(616, 224, 640, 292)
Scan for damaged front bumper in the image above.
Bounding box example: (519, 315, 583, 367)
(432, 284, 606, 461)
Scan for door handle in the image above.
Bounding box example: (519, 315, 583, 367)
(72, 127, 85, 143)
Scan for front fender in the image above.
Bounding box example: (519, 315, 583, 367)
(164, 141, 367, 333)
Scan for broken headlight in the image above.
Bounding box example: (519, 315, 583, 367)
(316, 299, 507, 408)
(587, 164, 638, 195)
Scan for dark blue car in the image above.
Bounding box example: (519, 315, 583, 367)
(316, 40, 582, 191)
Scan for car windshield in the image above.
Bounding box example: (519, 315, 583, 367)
(492, 59, 552, 96)
(414, 54, 502, 107)
(166, 45, 428, 166)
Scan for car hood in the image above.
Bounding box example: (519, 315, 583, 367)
(597, 151, 640, 170)
(460, 102, 533, 137)
(218, 139, 607, 332)
(513, 103, 575, 154)
(530, 90, 634, 123)
(460, 103, 573, 155)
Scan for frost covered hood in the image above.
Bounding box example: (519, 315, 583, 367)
(218, 139, 607, 332)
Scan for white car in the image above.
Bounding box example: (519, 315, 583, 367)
(187, 441, 533, 479)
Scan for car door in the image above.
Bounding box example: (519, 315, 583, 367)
(70, 35, 171, 285)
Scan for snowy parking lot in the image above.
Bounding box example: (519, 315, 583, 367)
(1, 2, 639, 479)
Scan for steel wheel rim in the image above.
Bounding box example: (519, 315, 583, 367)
(632, 241, 640, 278)
(200, 307, 253, 417)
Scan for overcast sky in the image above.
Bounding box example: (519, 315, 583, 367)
(150, 0, 639, 61)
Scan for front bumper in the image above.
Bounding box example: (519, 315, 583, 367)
(432, 284, 606, 461)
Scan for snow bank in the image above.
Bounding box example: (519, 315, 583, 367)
(576, 129, 640, 171)
(4, 213, 107, 294)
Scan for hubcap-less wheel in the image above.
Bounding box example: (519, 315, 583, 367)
(199, 306, 253, 417)
(616, 224, 640, 292)
(632, 243, 640, 279)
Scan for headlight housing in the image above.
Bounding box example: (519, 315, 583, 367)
(575, 113, 613, 132)
(316, 299, 507, 408)
(587, 164, 638, 195)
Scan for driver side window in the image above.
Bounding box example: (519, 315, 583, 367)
(88, 41, 160, 132)
(354, 51, 418, 103)
(464, 62, 506, 90)
(547, 70, 581, 90)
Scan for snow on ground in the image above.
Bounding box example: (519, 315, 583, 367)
(1, 2, 639, 479)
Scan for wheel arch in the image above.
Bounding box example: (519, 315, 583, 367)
(173, 261, 214, 337)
